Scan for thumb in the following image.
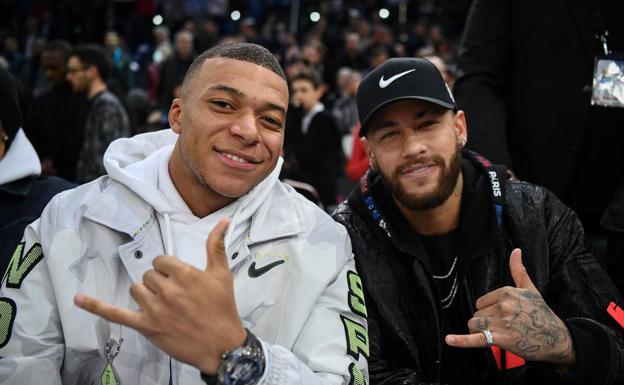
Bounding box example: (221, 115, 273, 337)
(509, 248, 536, 290)
(205, 218, 230, 271)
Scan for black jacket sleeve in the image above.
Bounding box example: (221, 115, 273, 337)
(540, 189, 624, 385)
(366, 299, 423, 385)
(454, 0, 513, 168)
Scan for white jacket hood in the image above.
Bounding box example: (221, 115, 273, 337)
(103, 129, 283, 254)
(0, 128, 41, 185)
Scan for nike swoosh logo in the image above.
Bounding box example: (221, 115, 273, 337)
(248, 260, 285, 278)
(379, 69, 416, 88)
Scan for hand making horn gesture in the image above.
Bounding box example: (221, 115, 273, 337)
(74, 218, 247, 374)
(445, 249, 578, 368)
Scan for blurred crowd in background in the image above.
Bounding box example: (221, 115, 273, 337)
(0, 0, 470, 204)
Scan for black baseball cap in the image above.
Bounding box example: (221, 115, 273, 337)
(356, 57, 456, 137)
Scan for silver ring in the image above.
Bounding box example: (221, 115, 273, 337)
(482, 329, 495, 346)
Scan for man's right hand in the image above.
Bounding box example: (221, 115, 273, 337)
(445, 249, 577, 369)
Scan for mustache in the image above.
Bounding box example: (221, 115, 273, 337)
(394, 154, 445, 176)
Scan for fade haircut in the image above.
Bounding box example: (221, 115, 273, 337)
(182, 42, 286, 95)
(70, 44, 111, 80)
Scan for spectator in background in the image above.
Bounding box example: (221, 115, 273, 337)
(66, 44, 130, 183)
(331, 68, 361, 135)
(0, 66, 73, 276)
(26, 40, 89, 182)
(424, 55, 455, 88)
(195, 18, 220, 53)
(157, 30, 195, 111)
(301, 40, 327, 87)
(454, 0, 624, 275)
(367, 45, 389, 72)
(151, 26, 173, 65)
(104, 30, 134, 94)
(239, 17, 268, 47)
(345, 122, 368, 183)
(334, 32, 367, 73)
(2, 36, 24, 77)
(284, 70, 342, 209)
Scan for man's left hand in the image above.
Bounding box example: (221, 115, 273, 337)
(445, 248, 577, 369)
(74, 218, 246, 374)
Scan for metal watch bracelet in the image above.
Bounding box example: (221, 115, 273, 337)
(200, 329, 265, 385)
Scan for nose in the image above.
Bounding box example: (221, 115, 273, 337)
(230, 111, 260, 145)
(402, 130, 428, 159)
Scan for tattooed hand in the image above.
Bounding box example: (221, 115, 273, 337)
(445, 249, 577, 369)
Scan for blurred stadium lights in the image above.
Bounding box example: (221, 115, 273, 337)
(310, 11, 320, 23)
(379, 8, 390, 19)
(231, 10, 241, 21)
(152, 14, 163, 26)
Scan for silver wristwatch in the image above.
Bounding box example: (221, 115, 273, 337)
(201, 329, 265, 385)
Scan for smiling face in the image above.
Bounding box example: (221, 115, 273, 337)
(363, 99, 467, 212)
(168, 57, 288, 214)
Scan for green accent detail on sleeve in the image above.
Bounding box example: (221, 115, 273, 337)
(347, 271, 367, 317)
(348, 363, 367, 385)
(0, 298, 17, 348)
(4, 243, 44, 289)
(341, 315, 370, 360)
(101, 362, 119, 385)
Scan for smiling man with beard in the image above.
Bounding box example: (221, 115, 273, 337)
(333, 58, 624, 385)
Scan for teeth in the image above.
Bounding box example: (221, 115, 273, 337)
(223, 152, 249, 164)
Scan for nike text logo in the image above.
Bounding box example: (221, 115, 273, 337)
(248, 260, 285, 278)
(379, 69, 416, 88)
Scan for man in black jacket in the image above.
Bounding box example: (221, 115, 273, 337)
(453, 0, 624, 273)
(333, 58, 624, 384)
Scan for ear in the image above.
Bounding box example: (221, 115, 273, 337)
(453, 110, 468, 147)
(361, 137, 377, 170)
(169, 98, 183, 134)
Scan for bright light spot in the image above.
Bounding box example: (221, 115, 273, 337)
(152, 14, 163, 26)
(379, 8, 390, 19)
(310, 12, 320, 23)
(129, 61, 140, 72)
(231, 10, 241, 21)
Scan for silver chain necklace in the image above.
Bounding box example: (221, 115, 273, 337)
(433, 256, 459, 309)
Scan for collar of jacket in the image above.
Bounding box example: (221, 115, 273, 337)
(80, 177, 305, 277)
(0, 176, 35, 197)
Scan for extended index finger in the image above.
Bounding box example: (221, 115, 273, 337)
(74, 294, 148, 331)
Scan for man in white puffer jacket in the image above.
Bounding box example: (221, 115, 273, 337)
(0, 43, 369, 385)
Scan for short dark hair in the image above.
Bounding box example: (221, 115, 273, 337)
(290, 69, 322, 89)
(182, 42, 286, 92)
(70, 44, 111, 80)
(42, 40, 72, 61)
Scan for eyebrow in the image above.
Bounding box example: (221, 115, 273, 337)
(208, 84, 287, 116)
(208, 84, 245, 97)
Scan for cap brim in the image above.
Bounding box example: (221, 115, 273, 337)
(359, 96, 456, 137)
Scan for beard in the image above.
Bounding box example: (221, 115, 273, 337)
(378, 143, 462, 212)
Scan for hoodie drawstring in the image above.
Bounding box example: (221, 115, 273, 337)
(164, 213, 174, 256)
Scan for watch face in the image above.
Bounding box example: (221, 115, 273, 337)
(221, 357, 263, 385)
